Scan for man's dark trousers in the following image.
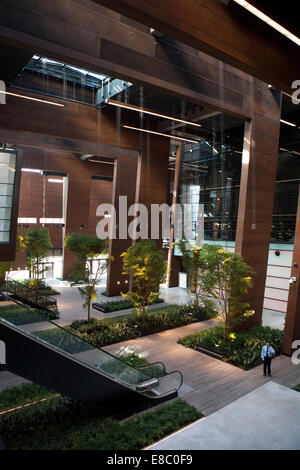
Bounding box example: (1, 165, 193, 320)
(264, 357, 272, 375)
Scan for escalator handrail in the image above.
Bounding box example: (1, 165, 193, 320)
(0, 290, 183, 391)
(3, 278, 57, 309)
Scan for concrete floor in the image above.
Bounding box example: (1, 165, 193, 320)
(148, 381, 300, 450)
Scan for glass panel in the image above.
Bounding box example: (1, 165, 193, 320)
(175, 117, 244, 248)
(0, 232, 9, 242)
(0, 220, 10, 231)
(0, 305, 154, 388)
(0, 151, 17, 243)
(0, 152, 16, 184)
(0, 207, 12, 220)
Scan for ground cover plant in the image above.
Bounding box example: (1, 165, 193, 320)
(178, 325, 283, 369)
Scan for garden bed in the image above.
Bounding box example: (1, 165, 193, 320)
(0, 372, 200, 450)
(34, 304, 214, 349)
(178, 325, 283, 370)
(93, 297, 164, 313)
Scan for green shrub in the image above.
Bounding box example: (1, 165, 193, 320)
(23, 279, 60, 296)
(34, 304, 213, 349)
(70, 304, 213, 348)
(2, 398, 200, 450)
(0, 383, 56, 412)
(293, 384, 300, 393)
(178, 325, 283, 369)
(100, 297, 163, 313)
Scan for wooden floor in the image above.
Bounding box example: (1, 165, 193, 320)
(104, 319, 300, 416)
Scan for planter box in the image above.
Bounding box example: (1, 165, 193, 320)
(92, 303, 109, 313)
(196, 342, 226, 360)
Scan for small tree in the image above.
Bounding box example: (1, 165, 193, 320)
(177, 239, 216, 315)
(64, 233, 109, 323)
(121, 240, 167, 319)
(24, 228, 52, 288)
(206, 246, 255, 338)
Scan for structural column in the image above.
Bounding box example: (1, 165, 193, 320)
(235, 82, 282, 328)
(283, 187, 300, 355)
(106, 152, 140, 296)
(62, 174, 92, 279)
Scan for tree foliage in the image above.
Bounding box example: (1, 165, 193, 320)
(0, 234, 25, 283)
(64, 233, 109, 322)
(177, 241, 255, 338)
(24, 228, 52, 286)
(121, 240, 167, 319)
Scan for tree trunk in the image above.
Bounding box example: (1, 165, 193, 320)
(88, 300, 91, 324)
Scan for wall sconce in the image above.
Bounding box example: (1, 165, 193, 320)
(117, 281, 120, 285)
(125, 280, 128, 284)
(79, 224, 84, 229)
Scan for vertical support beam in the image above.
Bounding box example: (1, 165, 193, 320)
(106, 153, 139, 296)
(167, 143, 182, 287)
(283, 186, 300, 355)
(235, 83, 282, 328)
(62, 174, 92, 279)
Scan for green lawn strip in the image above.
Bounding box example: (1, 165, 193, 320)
(2, 398, 200, 450)
(178, 325, 283, 369)
(0, 383, 57, 413)
(33, 304, 213, 349)
(100, 297, 164, 313)
(0, 304, 45, 325)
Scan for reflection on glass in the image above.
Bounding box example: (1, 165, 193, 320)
(0, 151, 16, 243)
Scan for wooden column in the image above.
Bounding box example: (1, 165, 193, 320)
(235, 82, 282, 328)
(62, 174, 92, 279)
(106, 133, 170, 296)
(106, 153, 140, 296)
(283, 187, 300, 355)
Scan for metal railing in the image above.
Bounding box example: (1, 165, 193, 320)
(1, 279, 57, 311)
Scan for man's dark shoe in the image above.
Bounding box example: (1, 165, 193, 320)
(268, 374, 272, 377)
(263, 374, 266, 376)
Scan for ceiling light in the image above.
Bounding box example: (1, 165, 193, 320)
(122, 125, 201, 144)
(88, 159, 115, 164)
(21, 168, 42, 174)
(280, 119, 297, 127)
(233, 0, 300, 46)
(0, 90, 64, 107)
(106, 99, 202, 128)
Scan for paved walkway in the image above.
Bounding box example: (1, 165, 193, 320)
(148, 381, 300, 450)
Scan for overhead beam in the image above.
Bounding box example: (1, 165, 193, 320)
(92, 0, 300, 93)
(0, 0, 258, 120)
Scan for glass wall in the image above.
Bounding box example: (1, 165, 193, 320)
(271, 153, 300, 245)
(0, 150, 17, 243)
(174, 115, 244, 247)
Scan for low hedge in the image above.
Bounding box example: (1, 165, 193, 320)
(293, 384, 300, 393)
(178, 325, 284, 369)
(35, 304, 212, 349)
(0, 383, 56, 412)
(100, 297, 164, 313)
(1, 397, 200, 450)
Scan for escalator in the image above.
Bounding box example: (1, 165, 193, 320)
(0, 293, 183, 411)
